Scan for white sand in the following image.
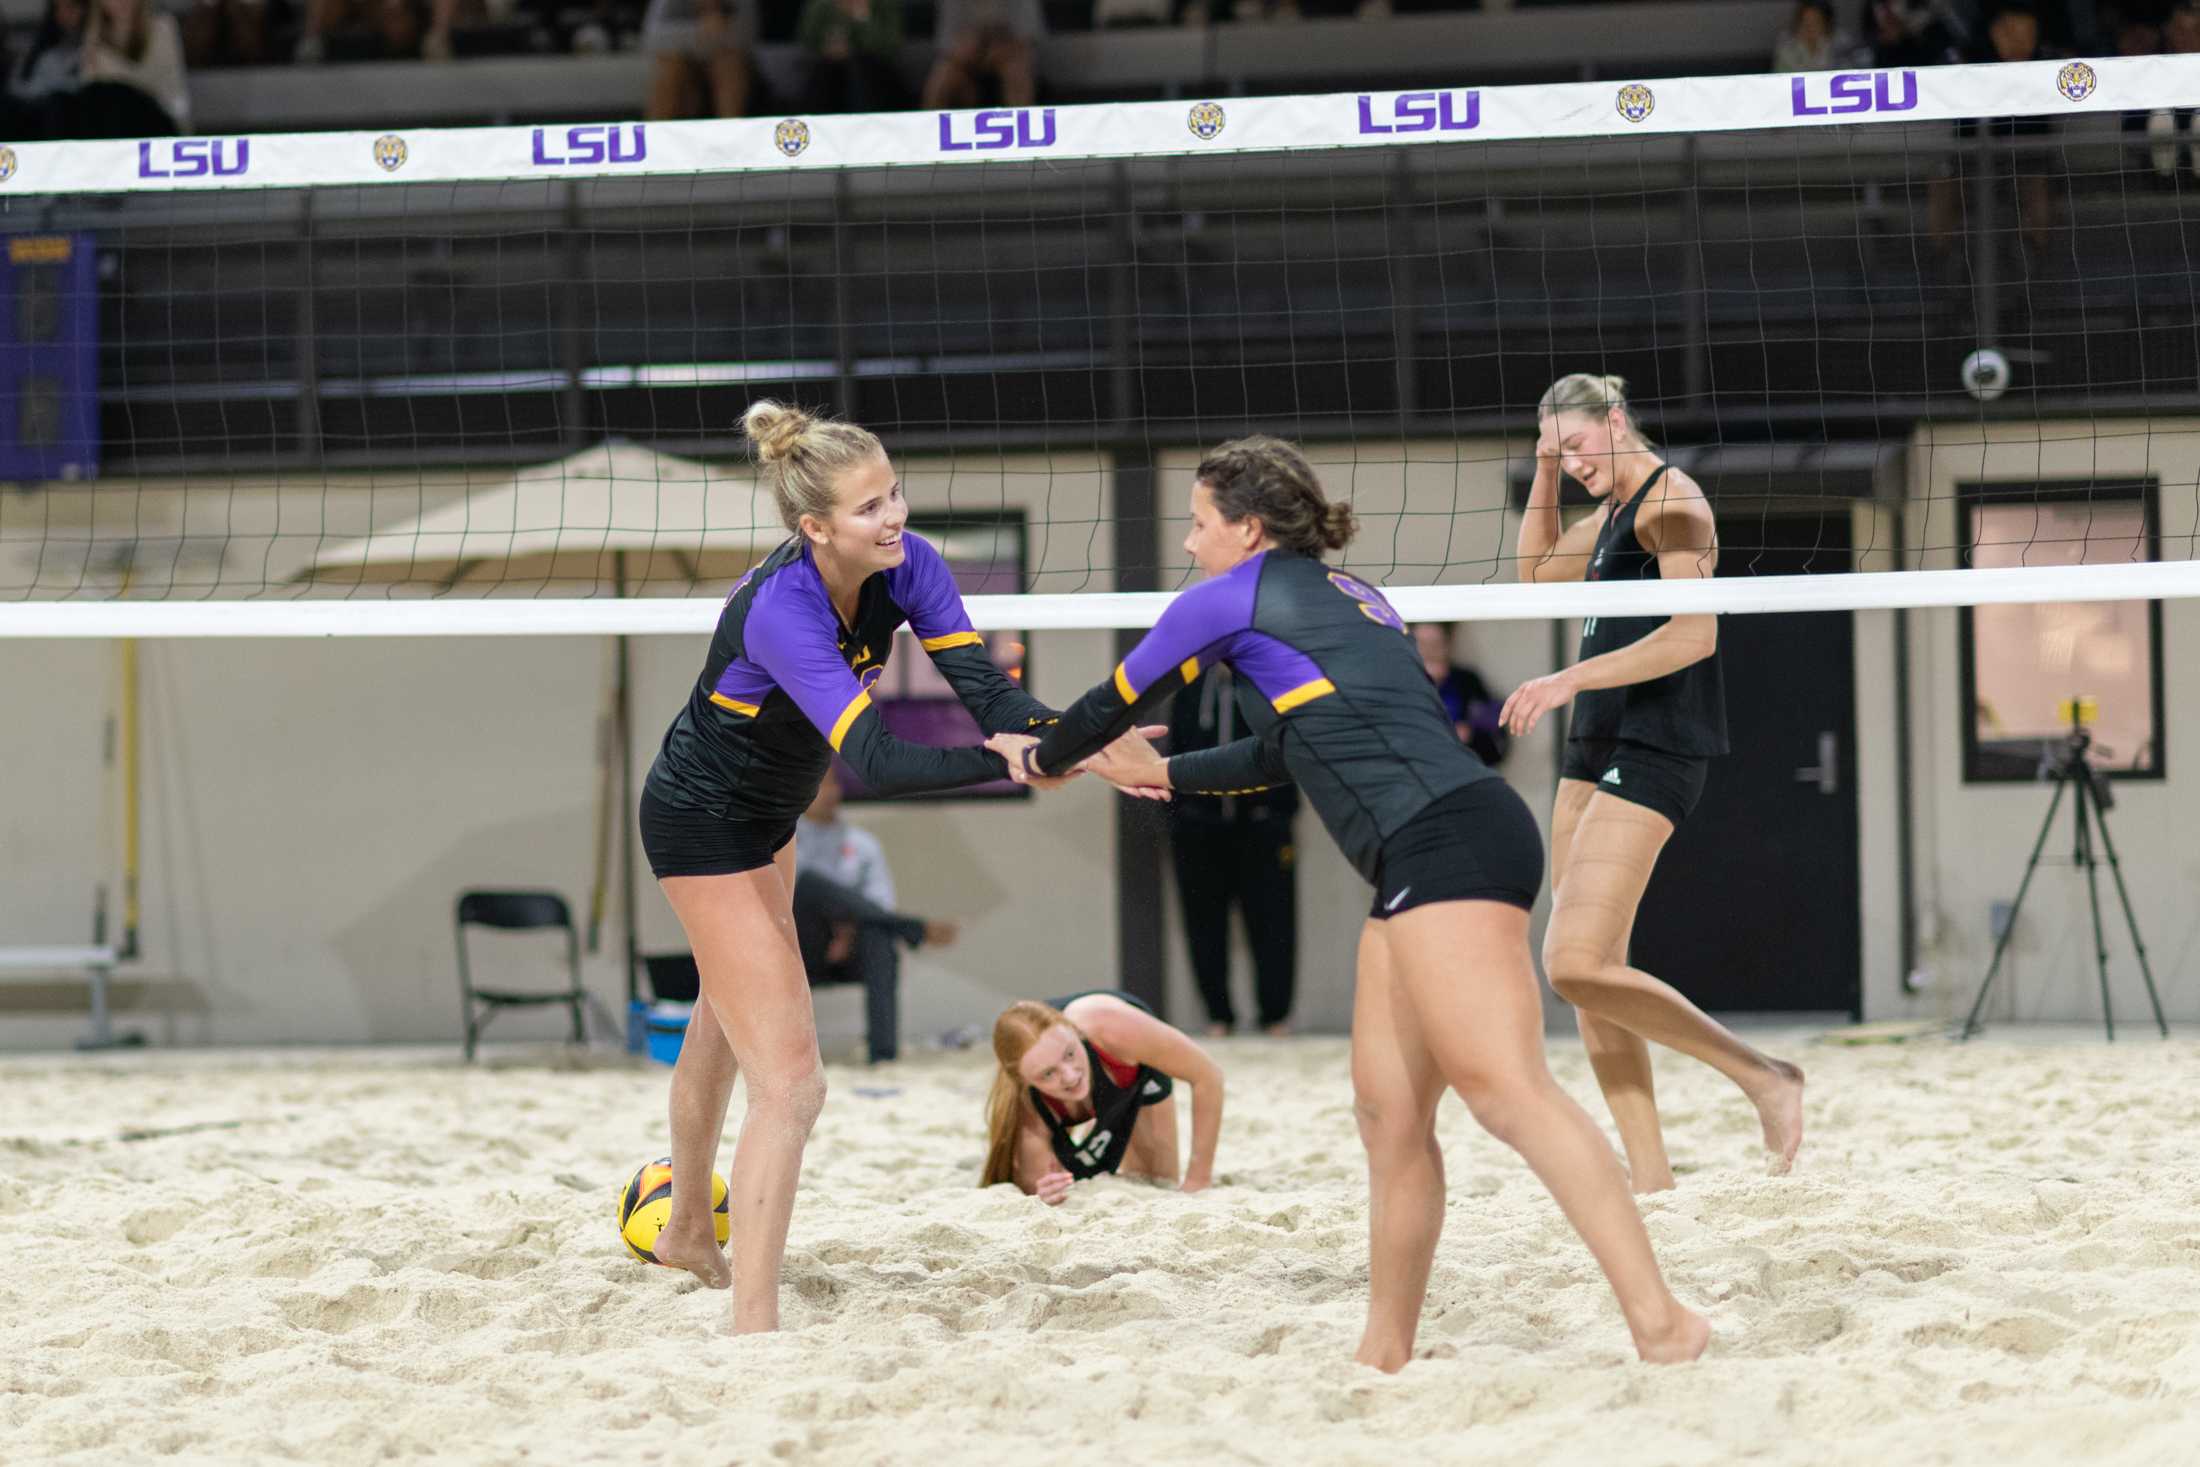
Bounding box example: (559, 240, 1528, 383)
(4, 1031, 2199, 1466)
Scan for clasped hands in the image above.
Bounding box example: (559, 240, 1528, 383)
(985, 726, 1172, 801)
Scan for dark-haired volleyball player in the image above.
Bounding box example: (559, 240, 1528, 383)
(1507, 373, 1804, 1193)
(639, 399, 1071, 1332)
(980, 991, 1224, 1203)
(990, 435, 1709, 1371)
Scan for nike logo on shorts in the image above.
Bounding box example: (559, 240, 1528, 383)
(1384, 887, 1412, 912)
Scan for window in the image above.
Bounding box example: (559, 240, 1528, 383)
(839, 512, 1030, 802)
(1958, 482, 2164, 782)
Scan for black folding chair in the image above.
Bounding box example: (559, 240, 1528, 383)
(454, 890, 587, 1062)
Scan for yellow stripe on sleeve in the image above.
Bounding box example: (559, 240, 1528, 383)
(1178, 656, 1201, 685)
(1271, 677, 1336, 713)
(827, 690, 873, 751)
(921, 630, 984, 653)
(708, 692, 761, 717)
(1112, 663, 1137, 703)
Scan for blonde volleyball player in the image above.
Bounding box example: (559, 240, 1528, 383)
(1506, 374, 1804, 1192)
(979, 990, 1224, 1204)
(638, 401, 1138, 1330)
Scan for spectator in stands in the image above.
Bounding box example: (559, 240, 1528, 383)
(800, 0, 905, 113)
(1412, 622, 1509, 769)
(2143, 4, 2200, 181)
(3, 0, 86, 139)
(1772, 0, 1845, 70)
(641, 0, 753, 119)
(180, 0, 271, 67)
(70, 0, 189, 136)
(1929, 3, 2060, 257)
(1867, 0, 1967, 68)
(294, 0, 425, 62)
(792, 769, 958, 1065)
(921, 0, 1038, 111)
(421, 0, 496, 63)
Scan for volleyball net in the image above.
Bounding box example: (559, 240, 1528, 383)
(2, 54, 2199, 639)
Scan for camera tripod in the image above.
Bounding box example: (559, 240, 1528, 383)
(1959, 725, 2169, 1041)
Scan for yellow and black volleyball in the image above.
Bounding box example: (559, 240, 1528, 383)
(616, 1157, 729, 1265)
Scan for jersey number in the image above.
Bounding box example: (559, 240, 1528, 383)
(1326, 571, 1407, 634)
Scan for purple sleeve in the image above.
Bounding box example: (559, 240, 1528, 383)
(1029, 561, 1260, 777)
(748, 572, 1009, 794)
(886, 533, 984, 655)
(746, 585, 877, 752)
(1114, 560, 1259, 702)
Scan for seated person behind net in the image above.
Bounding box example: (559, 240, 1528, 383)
(800, 0, 904, 114)
(921, 0, 1037, 111)
(792, 768, 956, 1065)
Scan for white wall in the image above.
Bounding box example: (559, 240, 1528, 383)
(1857, 420, 2200, 1025)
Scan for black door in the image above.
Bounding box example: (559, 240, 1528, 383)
(1625, 514, 1861, 1016)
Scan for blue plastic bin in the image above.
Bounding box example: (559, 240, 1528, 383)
(629, 999, 694, 1065)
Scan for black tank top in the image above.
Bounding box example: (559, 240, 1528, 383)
(1568, 465, 1729, 756)
(1029, 1038, 1174, 1182)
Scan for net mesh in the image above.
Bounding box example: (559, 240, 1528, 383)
(2, 71, 2198, 625)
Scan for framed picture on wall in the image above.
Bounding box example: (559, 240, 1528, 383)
(1957, 480, 2165, 783)
(838, 511, 1031, 802)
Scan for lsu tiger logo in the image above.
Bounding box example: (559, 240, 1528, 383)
(2056, 62, 2098, 103)
(1187, 102, 1226, 141)
(372, 135, 409, 173)
(1616, 84, 1656, 124)
(774, 119, 812, 158)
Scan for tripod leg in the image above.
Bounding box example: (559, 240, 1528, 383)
(2088, 785, 2171, 1039)
(2075, 782, 2116, 1042)
(1959, 776, 2069, 1039)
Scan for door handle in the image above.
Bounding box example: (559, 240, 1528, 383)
(1793, 731, 1838, 795)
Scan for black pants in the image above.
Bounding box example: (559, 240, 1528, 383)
(803, 55, 906, 115)
(791, 871, 922, 1063)
(1168, 817, 1297, 1029)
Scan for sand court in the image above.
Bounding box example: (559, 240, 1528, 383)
(4, 1031, 2198, 1466)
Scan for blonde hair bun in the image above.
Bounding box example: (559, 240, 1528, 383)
(742, 399, 812, 465)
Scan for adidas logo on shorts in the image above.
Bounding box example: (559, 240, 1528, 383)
(1601, 767, 1623, 786)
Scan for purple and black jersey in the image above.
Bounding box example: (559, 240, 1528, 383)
(645, 532, 1053, 822)
(1031, 549, 1496, 884)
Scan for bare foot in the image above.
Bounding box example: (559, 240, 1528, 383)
(1748, 1059, 1806, 1176)
(1262, 1021, 1292, 1038)
(1633, 1305, 1711, 1364)
(1353, 1336, 1411, 1373)
(1204, 1022, 1231, 1039)
(1630, 1168, 1677, 1196)
(650, 1224, 731, 1289)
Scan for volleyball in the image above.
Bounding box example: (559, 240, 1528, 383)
(616, 1158, 729, 1265)
(1960, 348, 2011, 402)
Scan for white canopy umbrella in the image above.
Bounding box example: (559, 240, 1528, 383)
(294, 439, 789, 1016)
(299, 440, 786, 594)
